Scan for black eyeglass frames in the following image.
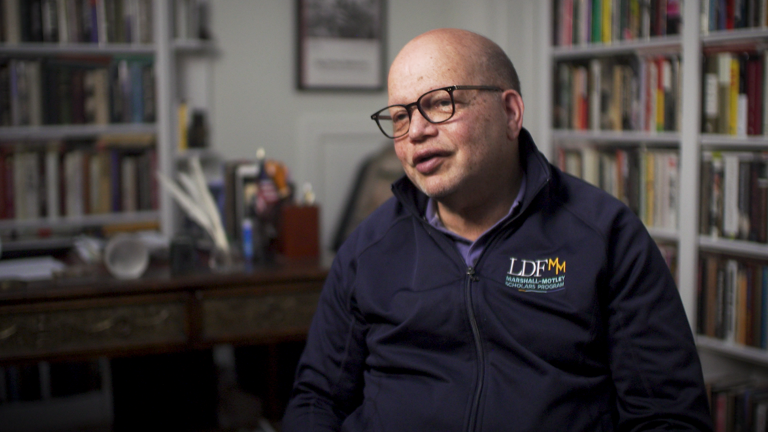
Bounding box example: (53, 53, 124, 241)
(370, 85, 504, 139)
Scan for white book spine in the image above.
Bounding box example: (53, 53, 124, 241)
(701, 0, 711, 34)
(737, 94, 748, 137)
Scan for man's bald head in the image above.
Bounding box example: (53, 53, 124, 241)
(389, 29, 521, 96)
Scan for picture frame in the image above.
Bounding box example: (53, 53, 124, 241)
(297, 0, 386, 91)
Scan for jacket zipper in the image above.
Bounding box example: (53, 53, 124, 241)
(461, 180, 550, 431)
(465, 266, 483, 432)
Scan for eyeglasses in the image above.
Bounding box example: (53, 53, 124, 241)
(370, 85, 504, 139)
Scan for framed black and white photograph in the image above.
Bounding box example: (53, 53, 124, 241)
(297, 0, 386, 91)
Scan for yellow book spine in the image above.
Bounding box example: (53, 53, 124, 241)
(178, 101, 189, 152)
(602, 0, 612, 43)
(729, 59, 740, 135)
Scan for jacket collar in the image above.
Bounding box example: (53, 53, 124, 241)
(391, 127, 552, 218)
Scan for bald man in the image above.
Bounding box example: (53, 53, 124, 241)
(282, 29, 712, 432)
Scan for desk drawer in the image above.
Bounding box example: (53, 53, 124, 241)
(202, 290, 320, 341)
(0, 298, 187, 359)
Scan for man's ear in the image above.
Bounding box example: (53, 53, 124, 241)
(503, 89, 524, 140)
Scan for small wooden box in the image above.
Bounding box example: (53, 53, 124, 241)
(277, 205, 320, 258)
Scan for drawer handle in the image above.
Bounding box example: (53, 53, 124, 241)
(0, 324, 17, 340)
(136, 309, 170, 326)
(89, 317, 117, 333)
(88, 309, 171, 333)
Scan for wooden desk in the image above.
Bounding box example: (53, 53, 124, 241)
(0, 262, 327, 364)
(0, 262, 328, 428)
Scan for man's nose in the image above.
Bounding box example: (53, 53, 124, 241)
(408, 109, 437, 140)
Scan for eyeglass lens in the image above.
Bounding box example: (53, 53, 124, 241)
(376, 88, 455, 138)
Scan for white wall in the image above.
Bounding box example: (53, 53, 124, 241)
(209, 0, 547, 253)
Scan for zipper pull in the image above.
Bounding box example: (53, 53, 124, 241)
(467, 267, 479, 282)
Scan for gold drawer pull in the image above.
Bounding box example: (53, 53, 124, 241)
(0, 324, 17, 340)
(88, 308, 171, 333)
(89, 317, 117, 333)
(136, 309, 170, 326)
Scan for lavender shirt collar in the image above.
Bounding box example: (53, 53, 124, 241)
(425, 174, 526, 267)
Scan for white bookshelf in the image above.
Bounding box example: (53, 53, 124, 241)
(548, 1, 768, 374)
(0, 0, 215, 253)
(0, 1, 215, 428)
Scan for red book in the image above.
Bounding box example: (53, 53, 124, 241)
(726, 0, 735, 30)
(562, 0, 573, 46)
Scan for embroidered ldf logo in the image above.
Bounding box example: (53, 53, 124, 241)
(505, 257, 566, 293)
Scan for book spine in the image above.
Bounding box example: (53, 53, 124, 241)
(704, 54, 720, 133)
(45, 143, 60, 219)
(719, 52, 732, 134)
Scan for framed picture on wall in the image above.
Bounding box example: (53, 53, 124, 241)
(297, 0, 386, 91)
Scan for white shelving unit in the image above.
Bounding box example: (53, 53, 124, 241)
(0, 1, 215, 428)
(0, 0, 215, 253)
(548, 1, 768, 376)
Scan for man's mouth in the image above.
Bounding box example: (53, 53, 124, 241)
(413, 150, 449, 174)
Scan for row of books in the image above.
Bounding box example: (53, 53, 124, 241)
(702, 47, 768, 136)
(701, 0, 768, 33)
(699, 150, 768, 243)
(556, 145, 678, 229)
(0, 134, 158, 221)
(552, 0, 681, 47)
(0, 54, 155, 127)
(706, 375, 768, 432)
(0, 360, 103, 404)
(0, 0, 154, 45)
(697, 253, 768, 350)
(553, 54, 681, 132)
